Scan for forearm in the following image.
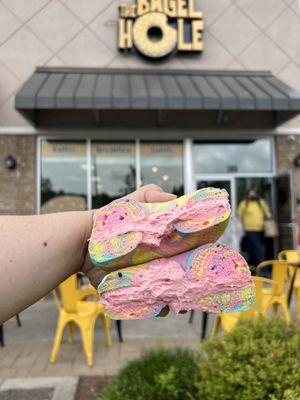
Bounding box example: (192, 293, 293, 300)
(0, 211, 93, 323)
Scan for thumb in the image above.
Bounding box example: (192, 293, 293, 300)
(144, 191, 177, 203)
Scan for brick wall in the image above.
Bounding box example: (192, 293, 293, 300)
(276, 135, 300, 215)
(0, 135, 36, 215)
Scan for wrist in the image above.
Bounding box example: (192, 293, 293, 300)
(79, 210, 94, 272)
(81, 210, 108, 288)
(83, 210, 94, 244)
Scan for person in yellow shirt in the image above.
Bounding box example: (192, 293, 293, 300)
(237, 188, 271, 267)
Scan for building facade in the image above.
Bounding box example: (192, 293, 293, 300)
(1, 0, 300, 250)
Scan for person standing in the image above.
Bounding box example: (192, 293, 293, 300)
(237, 188, 271, 268)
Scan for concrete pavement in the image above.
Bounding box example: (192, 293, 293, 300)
(0, 299, 206, 379)
(1, 297, 296, 380)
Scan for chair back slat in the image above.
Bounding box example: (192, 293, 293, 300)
(278, 250, 300, 264)
(52, 289, 62, 311)
(253, 276, 276, 314)
(271, 261, 289, 296)
(279, 250, 300, 284)
(257, 260, 290, 296)
(59, 275, 79, 313)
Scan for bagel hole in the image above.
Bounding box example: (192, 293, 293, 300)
(147, 26, 163, 42)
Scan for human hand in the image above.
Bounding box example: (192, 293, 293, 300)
(82, 184, 177, 291)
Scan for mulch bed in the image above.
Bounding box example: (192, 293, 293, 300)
(75, 376, 111, 400)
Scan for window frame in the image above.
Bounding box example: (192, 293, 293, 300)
(37, 136, 276, 214)
(192, 138, 276, 176)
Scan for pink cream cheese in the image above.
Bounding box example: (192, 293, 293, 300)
(99, 247, 253, 318)
(92, 195, 229, 248)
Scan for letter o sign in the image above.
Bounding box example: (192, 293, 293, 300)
(133, 12, 177, 58)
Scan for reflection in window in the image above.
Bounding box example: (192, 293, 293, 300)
(92, 142, 136, 208)
(41, 141, 87, 213)
(193, 139, 273, 174)
(141, 142, 184, 196)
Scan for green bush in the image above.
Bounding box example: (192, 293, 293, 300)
(196, 317, 300, 400)
(97, 317, 299, 400)
(98, 347, 199, 400)
(270, 389, 300, 400)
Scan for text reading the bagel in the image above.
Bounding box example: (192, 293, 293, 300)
(118, 0, 204, 58)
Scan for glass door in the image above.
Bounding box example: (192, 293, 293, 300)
(235, 176, 275, 258)
(235, 177, 273, 211)
(195, 176, 239, 250)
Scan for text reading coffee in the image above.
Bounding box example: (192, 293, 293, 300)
(118, 0, 204, 58)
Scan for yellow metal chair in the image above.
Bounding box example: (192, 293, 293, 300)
(212, 277, 276, 336)
(279, 250, 300, 320)
(77, 274, 99, 302)
(51, 274, 112, 366)
(256, 260, 292, 324)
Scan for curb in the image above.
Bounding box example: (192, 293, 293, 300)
(0, 377, 79, 400)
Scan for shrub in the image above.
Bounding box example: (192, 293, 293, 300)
(196, 317, 300, 400)
(98, 347, 199, 400)
(270, 389, 300, 400)
(96, 317, 299, 400)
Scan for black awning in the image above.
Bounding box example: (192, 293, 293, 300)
(15, 67, 300, 128)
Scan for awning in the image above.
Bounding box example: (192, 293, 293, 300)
(15, 67, 300, 128)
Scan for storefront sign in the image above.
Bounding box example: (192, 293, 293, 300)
(141, 143, 183, 157)
(118, 0, 204, 58)
(41, 142, 86, 157)
(92, 143, 135, 158)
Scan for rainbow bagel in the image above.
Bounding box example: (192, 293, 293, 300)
(98, 244, 255, 320)
(89, 188, 231, 271)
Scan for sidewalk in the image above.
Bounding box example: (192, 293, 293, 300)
(0, 299, 206, 379)
(2, 298, 296, 380)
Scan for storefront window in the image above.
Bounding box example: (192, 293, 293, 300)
(141, 142, 184, 196)
(193, 139, 273, 174)
(91, 142, 136, 208)
(41, 140, 87, 213)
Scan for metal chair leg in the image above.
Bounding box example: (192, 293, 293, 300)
(115, 320, 123, 342)
(16, 314, 21, 327)
(0, 325, 4, 347)
(201, 312, 209, 340)
(189, 310, 195, 324)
